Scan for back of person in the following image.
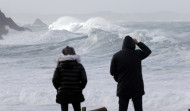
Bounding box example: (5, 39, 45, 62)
(110, 36, 151, 111)
(53, 46, 87, 111)
(113, 46, 145, 97)
(56, 60, 85, 102)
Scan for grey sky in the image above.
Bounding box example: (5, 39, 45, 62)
(0, 0, 190, 14)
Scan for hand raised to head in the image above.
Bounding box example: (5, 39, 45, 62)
(133, 38, 139, 45)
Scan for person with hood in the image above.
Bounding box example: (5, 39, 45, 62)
(110, 36, 151, 111)
(52, 46, 87, 111)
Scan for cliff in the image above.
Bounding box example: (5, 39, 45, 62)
(0, 10, 30, 39)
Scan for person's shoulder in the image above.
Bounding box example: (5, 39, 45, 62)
(56, 61, 66, 68)
(76, 62, 84, 67)
(77, 63, 86, 70)
(114, 50, 124, 56)
(77, 62, 82, 66)
(112, 50, 124, 59)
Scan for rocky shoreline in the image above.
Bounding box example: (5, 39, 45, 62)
(0, 10, 31, 39)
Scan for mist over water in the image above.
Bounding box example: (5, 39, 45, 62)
(0, 17, 190, 111)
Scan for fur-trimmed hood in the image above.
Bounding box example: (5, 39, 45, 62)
(56, 54, 81, 63)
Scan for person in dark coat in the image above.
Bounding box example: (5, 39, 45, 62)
(52, 46, 87, 111)
(110, 36, 151, 111)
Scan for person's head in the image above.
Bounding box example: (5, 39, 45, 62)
(62, 46, 76, 55)
(122, 35, 136, 50)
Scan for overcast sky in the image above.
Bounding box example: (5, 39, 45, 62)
(0, 0, 190, 14)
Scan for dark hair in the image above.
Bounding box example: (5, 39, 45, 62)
(62, 46, 76, 55)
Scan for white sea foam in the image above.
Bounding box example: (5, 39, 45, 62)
(49, 16, 81, 30)
(49, 17, 127, 34)
(0, 28, 86, 45)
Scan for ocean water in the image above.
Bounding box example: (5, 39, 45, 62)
(0, 17, 190, 111)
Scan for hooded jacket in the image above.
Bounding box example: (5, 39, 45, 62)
(52, 55, 87, 104)
(110, 36, 151, 98)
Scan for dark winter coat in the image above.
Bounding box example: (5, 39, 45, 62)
(52, 55, 87, 104)
(110, 36, 151, 98)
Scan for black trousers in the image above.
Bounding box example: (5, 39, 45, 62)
(61, 102, 81, 111)
(119, 96, 143, 111)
